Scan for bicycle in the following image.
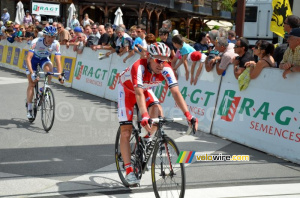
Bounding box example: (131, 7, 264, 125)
(115, 106, 196, 198)
(25, 64, 64, 132)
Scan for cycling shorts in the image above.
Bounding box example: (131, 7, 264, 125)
(118, 83, 159, 125)
(25, 56, 52, 75)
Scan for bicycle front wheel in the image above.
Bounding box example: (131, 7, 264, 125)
(151, 136, 185, 198)
(41, 87, 55, 132)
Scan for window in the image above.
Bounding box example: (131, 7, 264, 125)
(245, 6, 258, 22)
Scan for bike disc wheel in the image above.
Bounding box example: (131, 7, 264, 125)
(151, 136, 185, 198)
(115, 126, 138, 187)
(41, 88, 55, 132)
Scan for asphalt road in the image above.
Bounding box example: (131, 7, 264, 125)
(1, 67, 300, 198)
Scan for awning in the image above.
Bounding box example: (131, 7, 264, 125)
(204, 20, 233, 30)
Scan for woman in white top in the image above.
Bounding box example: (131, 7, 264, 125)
(81, 14, 94, 27)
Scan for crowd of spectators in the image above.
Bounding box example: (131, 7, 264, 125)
(0, 9, 299, 83)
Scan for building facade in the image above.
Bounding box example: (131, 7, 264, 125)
(2, 0, 235, 40)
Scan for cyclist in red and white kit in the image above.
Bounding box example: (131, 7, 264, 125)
(118, 42, 198, 185)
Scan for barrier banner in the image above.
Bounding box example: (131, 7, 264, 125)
(72, 48, 111, 97)
(20, 49, 29, 70)
(0, 40, 7, 64)
(6, 46, 13, 65)
(212, 65, 300, 164)
(155, 62, 222, 133)
(104, 52, 139, 102)
(13, 47, 21, 66)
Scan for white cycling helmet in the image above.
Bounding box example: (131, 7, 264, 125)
(147, 42, 171, 58)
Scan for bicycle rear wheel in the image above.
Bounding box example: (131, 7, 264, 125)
(41, 87, 55, 132)
(115, 126, 140, 187)
(151, 136, 185, 198)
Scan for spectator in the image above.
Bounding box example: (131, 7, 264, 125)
(85, 24, 97, 47)
(81, 13, 94, 27)
(244, 40, 275, 79)
(5, 27, 15, 43)
(218, 27, 228, 39)
(172, 34, 203, 83)
(42, 21, 49, 27)
(13, 24, 22, 42)
(162, 19, 172, 34)
(34, 14, 41, 22)
(205, 30, 220, 72)
(73, 33, 85, 54)
(34, 20, 40, 26)
(233, 37, 255, 79)
(123, 24, 147, 62)
(89, 23, 100, 50)
(273, 15, 300, 67)
(18, 24, 26, 41)
(135, 24, 148, 51)
(228, 30, 237, 44)
(214, 37, 238, 75)
(70, 14, 80, 30)
(194, 32, 209, 55)
(1, 8, 10, 25)
(114, 26, 132, 56)
(57, 23, 71, 48)
(172, 29, 179, 37)
(145, 33, 156, 45)
(23, 10, 32, 25)
(96, 25, 109, 48)
(159, 27, 176, 58)
(103, 23, 117, 51)
(129, 25, 138, 41)
(25, 24, 34, 43)
(0, 21, 5, 39)
(69, 29, 77, 43)
(35, 24, 43, 38)
(280, 28, 300, 79)
(52, 22, 58, 28)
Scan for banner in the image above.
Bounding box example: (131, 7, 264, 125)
(32, 2, 60, 16)
(270, 0, 293, 38)
(212, 65, 300, 164)
(72, 48, 111, 97)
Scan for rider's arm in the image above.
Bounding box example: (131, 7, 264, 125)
(26, 51, 34, 75)
(169, 86, 188, 113)
(54, 54, 62, 73)
(134, 87, 148, 116)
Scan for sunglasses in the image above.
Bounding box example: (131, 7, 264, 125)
(284, 21, 289, 25)
(153, 58, 165, 64)
(92, 28, 96, 29)
(57, 27, 62, 29)
(136, 30, 142, 33)
(254, 46, 260, 49)
(77, 37, 82, 38)
(234, 45, 242, 48)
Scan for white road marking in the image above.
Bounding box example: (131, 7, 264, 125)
(80, 183, 300, 198)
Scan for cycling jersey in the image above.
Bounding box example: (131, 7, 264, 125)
(26, 37, 61, 75)
(118, 59, 178, 124)
(29, 37, 61, 59)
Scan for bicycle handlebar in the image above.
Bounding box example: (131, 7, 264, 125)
(38, 72, 65, 76)
(149, 117, 183, 125)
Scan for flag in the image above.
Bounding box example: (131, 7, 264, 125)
(270, 0, 293, 38)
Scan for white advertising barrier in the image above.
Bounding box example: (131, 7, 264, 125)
(0, 40, 29, 73)
(153, 61, 222, 133)
(104, 52, 140, 102)
(72, 49, 112, 97)
(212, 64, 300, 164)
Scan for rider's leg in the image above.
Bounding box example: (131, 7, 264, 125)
(26, 74, 36, 111)
(120, 124, 133, 173)
(42, 62, 53, 84)
(148, 103, 164, 134)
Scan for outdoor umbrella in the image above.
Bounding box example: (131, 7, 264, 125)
(67, 3, 76, 28)
(114, 7, 123, 26)
(15, 1, 25, 25)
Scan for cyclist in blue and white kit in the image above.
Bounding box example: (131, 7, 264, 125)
(26, 26, 64, 119)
